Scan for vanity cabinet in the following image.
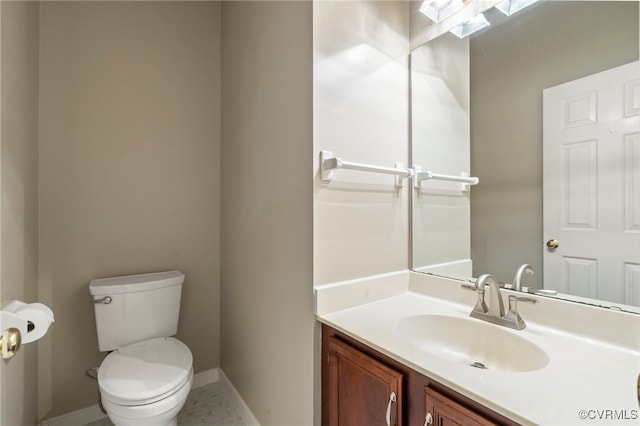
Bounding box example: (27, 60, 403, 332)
(325, 335, 403, 426)
(321, 324, 518, 426)
(425, 386, 498, 426)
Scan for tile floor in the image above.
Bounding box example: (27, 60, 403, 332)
(85, 382, 246, 426)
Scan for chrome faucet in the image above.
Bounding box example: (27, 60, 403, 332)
(462, 273, 536, 330)
(512, 264, 534, 291)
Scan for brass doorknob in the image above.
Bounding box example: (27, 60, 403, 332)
(546, 239, 559, 249)
(0, 328, 22, 359)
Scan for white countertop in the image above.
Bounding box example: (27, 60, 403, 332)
(316, 272, 640, 426)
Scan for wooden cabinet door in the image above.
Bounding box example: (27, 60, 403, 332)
(324, 336, 403, 426)
(425, 386, 498, 426)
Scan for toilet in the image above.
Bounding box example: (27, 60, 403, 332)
(89, 271, 193, 426)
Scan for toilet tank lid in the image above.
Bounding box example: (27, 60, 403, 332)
(89, 271, 184, 295)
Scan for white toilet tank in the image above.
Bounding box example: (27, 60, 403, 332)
(90, 271, 185, 352)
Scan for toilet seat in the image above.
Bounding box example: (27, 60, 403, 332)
(98, 337, 193, 406)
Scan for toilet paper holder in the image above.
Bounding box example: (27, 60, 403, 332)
(0, 301, 54, 359)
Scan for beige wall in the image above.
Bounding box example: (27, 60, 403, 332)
(470, 1, 639, 285)
(0, 1, 40, 425)
(220, 2, 314, 425)
(38, 2, 221, 417)
(313, 1, 410, 285)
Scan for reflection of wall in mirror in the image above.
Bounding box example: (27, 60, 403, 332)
(411, 33, 472, 277)
(470, 1, 639, 287)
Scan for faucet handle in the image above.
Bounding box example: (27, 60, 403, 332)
(508, 295, 536, 313)
(503, 296, 536, 330)
(509, 295, 537, 305)
(461, 281, 488, 314)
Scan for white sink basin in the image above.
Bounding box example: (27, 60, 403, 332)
(396, 314, 549, 372)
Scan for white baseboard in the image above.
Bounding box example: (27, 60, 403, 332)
(40, 404, 106, 426)
(192, 367, 219, 388)
(218, 369, 261, 426)
(40, 367, 220, 426)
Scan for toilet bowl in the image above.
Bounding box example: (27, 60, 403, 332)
(89, 271, 193, 426)
(101, 376, 192, 426)
(98, 337, 193, 426)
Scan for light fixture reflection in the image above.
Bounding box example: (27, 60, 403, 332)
(449, 13, 490, 38)
(419, 0, 464, 23)
(495, 0, 539, 16)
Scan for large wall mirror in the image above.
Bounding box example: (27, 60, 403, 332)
(411, 0, 639, 312)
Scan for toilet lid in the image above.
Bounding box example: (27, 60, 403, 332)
(98, 337, 193, 406)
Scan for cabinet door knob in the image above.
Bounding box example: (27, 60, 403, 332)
(385, 391, 397, 426)
(424, 412, 433, 425)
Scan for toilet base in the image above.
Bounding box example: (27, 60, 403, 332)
(107, 415, 178, 426)
(102, 369, 193, 426)
(108, 414, 178, 426)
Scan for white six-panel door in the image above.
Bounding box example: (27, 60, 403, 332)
(543, 61, 640, 306)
